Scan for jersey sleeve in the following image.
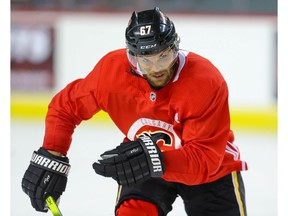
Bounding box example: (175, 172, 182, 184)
(42, 59, 106, 156)
(162, 79, 231, 185)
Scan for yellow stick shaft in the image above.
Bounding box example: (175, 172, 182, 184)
(45, 195, 63, 216)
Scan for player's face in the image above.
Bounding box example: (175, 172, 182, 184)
(137, 48, 177, 88)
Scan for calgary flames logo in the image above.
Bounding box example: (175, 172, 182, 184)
(127, 118, 181, 151)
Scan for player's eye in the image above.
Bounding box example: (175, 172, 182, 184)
(159, 54, 168, 59)
(141, 58, 150, 64)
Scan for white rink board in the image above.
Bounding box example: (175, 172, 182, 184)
(11, 121, 277, 216)
(54, 14, 276, 108)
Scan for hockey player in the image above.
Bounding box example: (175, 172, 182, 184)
(22, 7, 248, 216)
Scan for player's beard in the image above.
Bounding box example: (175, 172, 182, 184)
(144, 67, 174, 89)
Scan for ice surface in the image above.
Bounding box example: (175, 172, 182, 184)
(11, 120, 277, 215)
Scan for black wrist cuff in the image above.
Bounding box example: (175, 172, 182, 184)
(30, 150, 71, 177)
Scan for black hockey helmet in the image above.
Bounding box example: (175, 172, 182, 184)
(125, 7, 179, 56)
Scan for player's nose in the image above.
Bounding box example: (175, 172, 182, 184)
(150, 63, 163, 73)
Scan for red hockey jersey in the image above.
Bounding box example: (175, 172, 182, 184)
(43, 48, 248, 185)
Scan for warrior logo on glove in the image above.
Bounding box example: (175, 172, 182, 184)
(137, 133, 163, 176)
(93, 133, 165, 186)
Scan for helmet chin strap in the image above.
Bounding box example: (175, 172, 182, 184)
(129, 67, 143, 78)
(136, 63, 145, 76)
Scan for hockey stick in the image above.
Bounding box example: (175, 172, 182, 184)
(45, 195, 63, 216)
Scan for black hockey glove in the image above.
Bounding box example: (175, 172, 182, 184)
(92, 134, 165, 186)
(21, 147, 70, 212)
